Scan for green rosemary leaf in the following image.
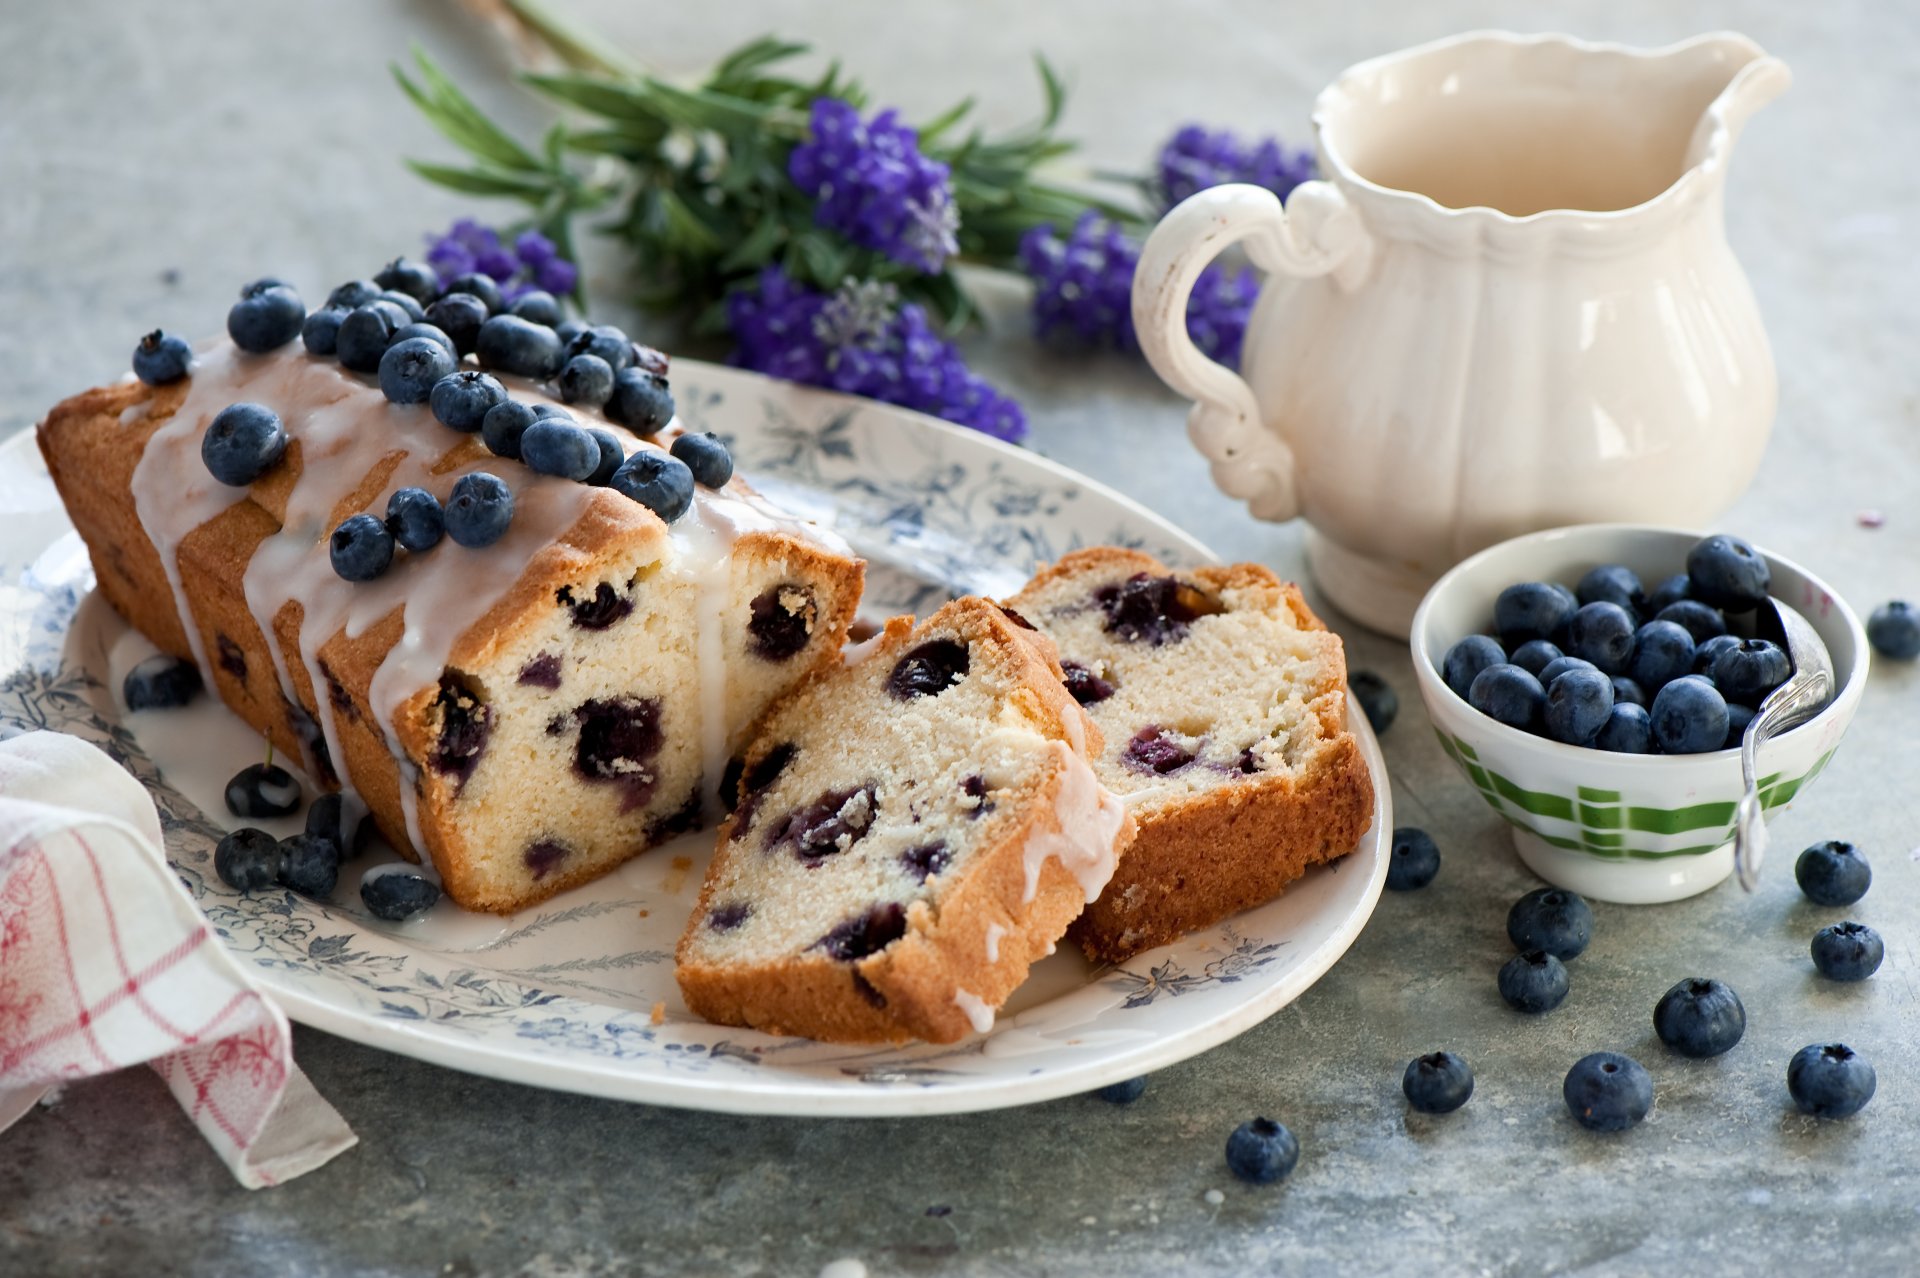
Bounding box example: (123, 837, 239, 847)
(404, 159, 558, 200)
(717, 213, 788, 272)
(1034, 56, 1066, 130)
(520, 72, 672, 125)
(917, 96, 977, 145)
(640, 79, 782, 133)
(500, 0, 646, 79)
(563, 126, 664, 159)
(711, 36, 812, 87)
(395, 50, 542, 172)
(656, 188, 727, 253)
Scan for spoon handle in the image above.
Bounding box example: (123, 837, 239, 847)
(1732, 671, 1834, 891)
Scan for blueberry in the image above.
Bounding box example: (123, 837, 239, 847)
(325, 279, 381, 311)
(1576, 564, 1645, 617)
(1710, 638, 1791, 706)
(214, 828, 284, 891)
(1094, 1077, 1148, 1104)
(1687, 534, 1770, 611)
(670, 431, 736, 490)
(1811, 921, 1884, 981)
(1544, 667, 1613, 746)
(227, 279, 306, 352)
(1595, 702, 1654, 753)
(520, 417, 600, 481)
(123, 654, 201, 709)
(393, 321, 457, 360)
(335, 300, 411, 373)
(1495, 582, 1577, 646)
(475, 315, 563, 379)
(566, 324, 634, 372)
(1467, 663, 1545, 732)
(299, 306, 347, 356)
(1609, 676, 1646, 707)
(201, 402, 287, 486)
(554, 319, 586, 348)
(1652, 978, 1745, 1058)
(1723, 701, 1756, 747)
(374, 257, 441, 303)
(1562, 1052, 1653, 1132)
(556, 353, 615, 407)
(1402, 1051, 1474, 1114)
(361, 870, 441, 921)
(377, 289, 426, 323)
(1536, 655, 1597, 687)
(606, 367, 675, 434)
(1124, 727, 1194, 775)
(1566, 602, 1636, 675)
(1628, 620, 1694, 691)
(480, 399, 537, 460)
(430, 370, 507, 433)
(304, 792, 369, 860)
(379, 335, 457, 405)
(1794, 839, 1872, 906)
(329, 513, 395, 582)
(887, 640, 970, 700)
(1645, 573, 1692, 614)
(1442, 634, 1505, 700)
(1225, 1117, 1299, 1185)
(1654, 600, 1728, 645)
(1509, 639, 1562, 678)
(584, 428, 625, 486)
(1691, 633, 1742, 675)
(225, 762, 301, 819)
(531, 403, 571, 420)
(385, 487, 445, 553)
(1498, 949, 1570, 1013)
(610, 450, 695, 523)
(510, 290, 563, 327)
(278, 832, 340, 899)
(1507, 887, 1592, 959)
(1649, 675, 1729, 754)
(445, 472, 515, 548)
(1386, 827, 1440, 891)
(133, 329, 194, 384)
(1787, 1043, 1876, 1118)
(1867, 600, 1920, 660)
(444, 271, 503, 314)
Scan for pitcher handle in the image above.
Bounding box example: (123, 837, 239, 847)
(1131, 181, 1374, 524)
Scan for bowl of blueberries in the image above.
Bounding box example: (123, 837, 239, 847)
(1409, 525, 1867, 905)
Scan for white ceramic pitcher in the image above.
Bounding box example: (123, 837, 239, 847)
(1133, 31, 1791, 637)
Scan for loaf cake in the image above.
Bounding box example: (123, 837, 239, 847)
(39, 338, 863, 912)
(676, 597, 1135, 1043)
(1005, 548, 1373, 962)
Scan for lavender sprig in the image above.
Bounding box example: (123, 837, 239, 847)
(424, 219, 578, 301)
(1155, 124, 1316, 208)
(789, 99, 959, 274)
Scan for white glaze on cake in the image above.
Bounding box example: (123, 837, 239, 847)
(1021, 740, 1128, 905)
(952, 987, 996, 1035)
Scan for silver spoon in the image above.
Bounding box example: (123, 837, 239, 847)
(1732, 598, 1835, 891)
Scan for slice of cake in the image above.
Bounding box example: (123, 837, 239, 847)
(676, 598, 1135, 1044)
(1005, 548, 1373, 962)
(39, 336, 863, 912)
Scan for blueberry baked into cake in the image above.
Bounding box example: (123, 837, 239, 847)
(1006, 548, 1373, 962)
(38, 270, 863, 912)
(676, 598, 1135, 1043)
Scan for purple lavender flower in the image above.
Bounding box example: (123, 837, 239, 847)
(424, 219, 577, 302)
(728, 268, 1025, 443)
(1018, 212, 1259, 368)
(1156, 124, 1315, 208)
(788, 99, 960, 274)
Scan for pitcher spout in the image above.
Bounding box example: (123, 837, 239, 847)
(1679, 34, 1792, 174)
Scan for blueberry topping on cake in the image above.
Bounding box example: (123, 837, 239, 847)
(584, 428, 624, 486)
(476, 314, 563, 379)
(202, 402, 287, 486)
(1060, 660, 1114, 705)
(610, 450, 695, 522)
(517, 652, 563, 688)
(813, 903, 908, 961)
(886, 639, 969, 700)
(393, 322, 456, 360)
(520, 416, 600, 481)
(556, 353, 615, 408)
(300, 307, 347, 356)
(443, 272, 502, 314)
(335, 300, 410, 373)
(509, 290, 563, 327)
(375, 257, 441, 303)
(429, 673, 493, 789)
(480, 399, 536, 460)
(444, 472, 515, 548)
(1094, 573, 1212, 645)
(606, 368, 675, 434)
(568, 695, 664, 811)
(123, 654, 202, 710)
(424, 292, 488, 354)
(329, 513, 395, 582)
(1123, 726, 1194, 775)
(227, 279, 305, 353)
(325, 279, 381, 311)
(384, 487, 445, 554)
(133, 330, 194, 385)
(670, 432, 734, 489)
(766, 784, 878, 864)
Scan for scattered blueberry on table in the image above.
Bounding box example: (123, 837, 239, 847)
(1866, 600, 1920, 660)
(122, 653, 201, 710)
(1810, 921, 1884, 982)
(1787, 1043, 1876, 1118)
(225, 761, 301, 819)
(1795, 839, 1872, 906)
(1225, 1118, 1299, 1184)
(362, 871, 442, 922)
(1385, 827, 1440, 892)
(278, 832, 341, 899)
(1652, 978, 1746, 1058)
(1402, 1052, 1474, 1114)
(1563, 1052, 1653, 1132)
(1506, 888, 1592, 960)
(1094, 1076, 1148, 1104)
(1497, 950, 1569, 1014)
(214, 828, 284, 892)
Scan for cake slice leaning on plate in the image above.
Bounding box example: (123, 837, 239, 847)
(677, 597, 1136, 1044)
(37, 341, 863, 911)
(1005, 548, 1374, 962)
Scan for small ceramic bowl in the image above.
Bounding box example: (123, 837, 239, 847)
(1409, 524, 1868, 904)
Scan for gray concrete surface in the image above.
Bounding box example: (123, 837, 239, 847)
(3, 1, 1918, 1274)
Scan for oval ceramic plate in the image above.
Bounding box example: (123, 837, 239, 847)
(0, 360, 1389, 1116)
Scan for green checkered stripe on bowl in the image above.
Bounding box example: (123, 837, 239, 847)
(1436, 732, 1836, 860)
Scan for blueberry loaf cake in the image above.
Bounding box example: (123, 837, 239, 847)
(677, 598, 1135, 1044)
(38, 328, 862, 912)
(1005, 548, 1373, 962)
